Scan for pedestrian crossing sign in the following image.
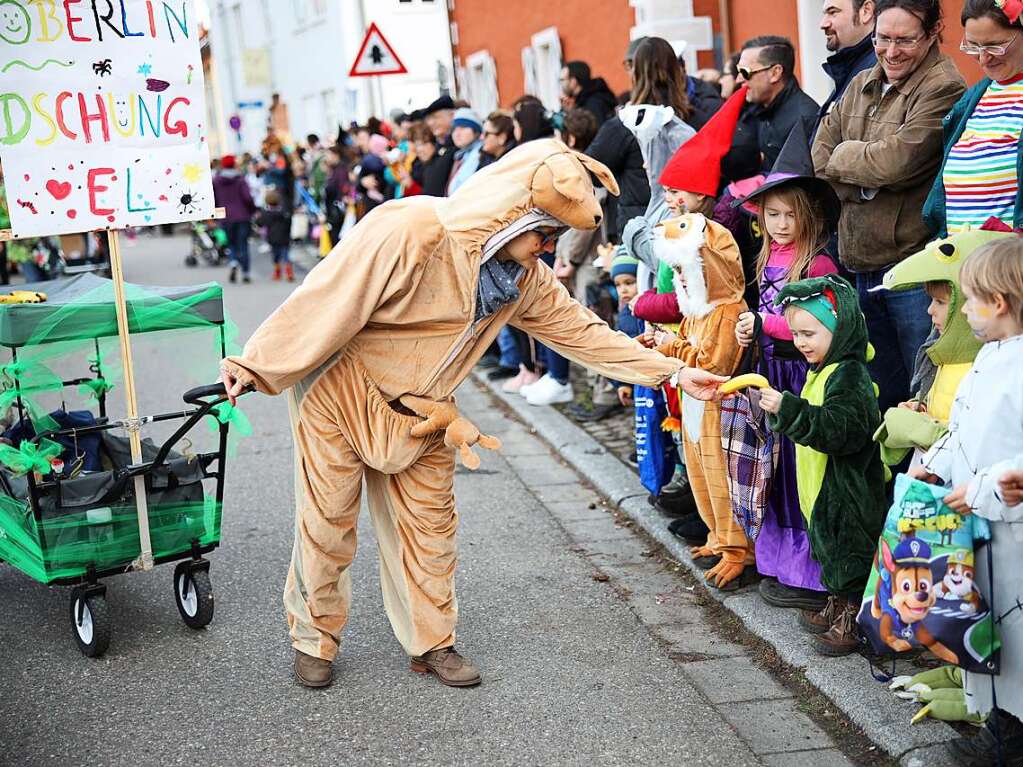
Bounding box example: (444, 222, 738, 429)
(349, 23, 408, 77)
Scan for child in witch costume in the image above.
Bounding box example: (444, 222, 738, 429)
(653, 214, 752, 590)
(758, 276, 887, 655)
(731, 124, 839, 613)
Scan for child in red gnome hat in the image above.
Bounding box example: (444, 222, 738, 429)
(631, 86, 760, 328)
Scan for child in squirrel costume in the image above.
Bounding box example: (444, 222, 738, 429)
(652, 213, 752, 590)
(218, 140, 728, 690)
(758, 275, 886, 656)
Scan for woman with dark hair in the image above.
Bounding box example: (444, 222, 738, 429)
(812, 0, 965, 412)
(586, 37, 693, 241)
(512, 96, 555, 143)
(479, 111, 517, 169)
(923, 0, 1023, 236)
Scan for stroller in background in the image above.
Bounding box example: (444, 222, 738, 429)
(186, 221, 228, 268)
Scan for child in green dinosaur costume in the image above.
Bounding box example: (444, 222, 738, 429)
(874, 225, 1013, 466)
(756, 275, 886, 656)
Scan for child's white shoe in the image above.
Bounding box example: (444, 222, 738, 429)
(525, 374, 574, 406)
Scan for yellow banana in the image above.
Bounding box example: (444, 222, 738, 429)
(719, 373, 770, 395)
(0, 291, 46, 304)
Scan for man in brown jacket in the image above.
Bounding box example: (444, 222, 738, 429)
(811, 0, 965, 411)
(220, 139, 726, 689)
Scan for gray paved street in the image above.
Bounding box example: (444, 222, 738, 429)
(1, 233, 866, 766)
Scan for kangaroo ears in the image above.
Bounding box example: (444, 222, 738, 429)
(542, 153, 593, 205)
(575, 153, 619, 197)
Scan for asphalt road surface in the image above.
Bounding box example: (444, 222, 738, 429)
(0, 232, 858, 766)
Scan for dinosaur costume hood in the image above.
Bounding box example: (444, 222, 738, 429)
(650, 213, 745, 318)
(223, 138, 677, 405)
(882, 226, 1013, 366)
(775, 275, 870, 369)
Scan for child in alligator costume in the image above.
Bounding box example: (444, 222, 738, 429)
(757, 275, 887, 656)
(874, 222, 1013, 467)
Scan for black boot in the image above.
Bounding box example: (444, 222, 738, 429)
(948, 711, 1023, 767)
(668, 513, 709, 545)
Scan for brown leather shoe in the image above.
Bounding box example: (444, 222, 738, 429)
(813, 598, 862, 657)
(410, 646, 482, 687)
(798, 594, 838, 635)
(294, 649, 333, 688)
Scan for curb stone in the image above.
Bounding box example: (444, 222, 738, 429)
(473, 371, 962, 767)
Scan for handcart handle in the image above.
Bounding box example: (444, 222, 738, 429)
(183, 383, 228, 405)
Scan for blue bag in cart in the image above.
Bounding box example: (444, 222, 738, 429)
(856, 474, 1000, 674)
(634, 385, 675, 496)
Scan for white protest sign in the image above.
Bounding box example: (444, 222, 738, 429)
(0, 0, 213, 238)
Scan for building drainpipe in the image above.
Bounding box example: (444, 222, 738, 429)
(718, 0, 733, 59)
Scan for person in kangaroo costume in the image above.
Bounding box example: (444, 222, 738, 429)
(219, 139, 727, 688)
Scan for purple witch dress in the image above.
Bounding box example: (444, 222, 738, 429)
(753, 254, 828, 591)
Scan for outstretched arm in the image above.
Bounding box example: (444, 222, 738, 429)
(221, 208, 426, 395)
(510, 263, 680, 387)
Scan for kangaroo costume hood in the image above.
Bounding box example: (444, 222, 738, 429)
(221, 139, 678, 667)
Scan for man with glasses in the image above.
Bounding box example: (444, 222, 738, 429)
(818, 0, 878, 126)
(812, 0, 965, 412)
(219, 139, 730, 691)
(722, 36, 819, 183)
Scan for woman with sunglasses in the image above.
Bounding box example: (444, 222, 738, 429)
(923, 0, 1023, 236)
(811, 0, 965, 414)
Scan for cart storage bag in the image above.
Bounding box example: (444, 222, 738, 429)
(856, 474, 1000, 674)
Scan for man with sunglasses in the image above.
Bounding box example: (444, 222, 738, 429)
(722, 36, 819, 183)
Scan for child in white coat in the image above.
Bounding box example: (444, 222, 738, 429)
(912, 238, 1023, 765)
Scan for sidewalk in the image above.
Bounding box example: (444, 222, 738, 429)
(474, 371, 964, 767)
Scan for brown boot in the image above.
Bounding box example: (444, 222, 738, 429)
(294, 649, 333, 688)
(410, 646, 481, 687)
(273, 264, 282, 281)
(286, 263, 295, 282)
(797, 594, 838, 635)
(814, 597, 862, 657)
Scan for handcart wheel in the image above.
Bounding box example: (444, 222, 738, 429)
(70, 589, 110, 658)
(184, 254, 199, 267)
(174, 562, 214, 629)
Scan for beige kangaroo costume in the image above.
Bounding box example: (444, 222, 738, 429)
(221, 140, 681, 678)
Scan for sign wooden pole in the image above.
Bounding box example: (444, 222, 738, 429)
(108, 230, 154, 572)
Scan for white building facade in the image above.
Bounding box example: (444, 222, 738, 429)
(206, 0, 454, 154)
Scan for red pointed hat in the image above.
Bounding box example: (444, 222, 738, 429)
(658, 85, 748, 196)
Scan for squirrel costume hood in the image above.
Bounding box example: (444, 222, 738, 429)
(882, 223, 1014, 366)
(650, 213, 745, 318)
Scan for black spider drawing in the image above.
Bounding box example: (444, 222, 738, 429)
(93, 59, 112, 77)
(178, 190, 202, 216)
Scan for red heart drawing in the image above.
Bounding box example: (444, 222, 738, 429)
(158, 195, 168, 202)
(67, 210, 77, 219)
(45, 180, 72, 200)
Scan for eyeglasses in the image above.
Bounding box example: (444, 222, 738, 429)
(737, 64, 775, 80)
(960, 34, 1020, 57)
(872, 33, 927, 50)
(538, 227, 568, 248)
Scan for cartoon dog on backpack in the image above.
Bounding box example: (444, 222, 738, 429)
(871, 537, 960, 664)
(933, 549, 981, 614)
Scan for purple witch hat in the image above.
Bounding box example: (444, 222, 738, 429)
(731, 121, 841, 230)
